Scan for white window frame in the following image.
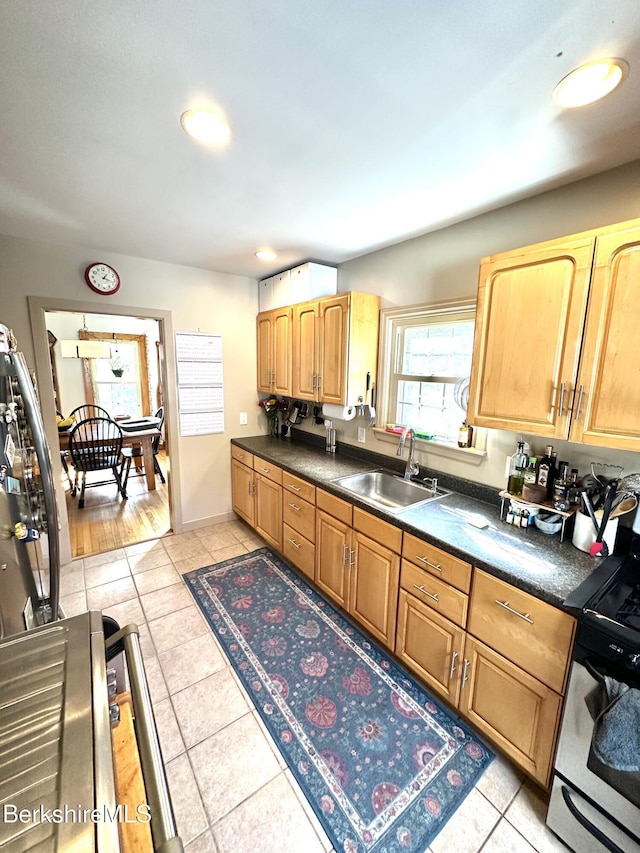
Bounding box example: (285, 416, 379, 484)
(374, 298, 486, 461)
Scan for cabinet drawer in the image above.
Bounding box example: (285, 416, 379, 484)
(253, 459, 282, 485)
(317, 489, 353, 526)
(353, 506, 402, 553)
(400, 560, 468, 628)
(283, 524, 315, 581)
(468, 569, 575, 694)
(283, 495, 316, 542)
(402, 532, 472, 593)
(231, 445, 254, 468)
(283, 473, 316, 504)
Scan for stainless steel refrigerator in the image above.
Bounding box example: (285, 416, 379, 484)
(0, 323, 60, 638)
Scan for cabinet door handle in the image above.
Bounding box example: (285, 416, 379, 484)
(311, 373, 317, 390)
(413, 584, 439, 602)
(462, 658, 470, 687)
(342, 543, 348, 565)
(288, 485, 301, 492)
(449, 650, 458, 680)
(495, 599, 534, 624)
(558, 382, 566, 417)
(288, 538, 301, 549)
(415, 555, 442, 572)
(288, 503, 301, 512)
(317, 374, 322, 390)
(349, 548, 355, 568)
(575, 384, 585, 419)
(249, 482, 255, 495)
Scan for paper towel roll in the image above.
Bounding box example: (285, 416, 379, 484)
(322, 403, 356, 421)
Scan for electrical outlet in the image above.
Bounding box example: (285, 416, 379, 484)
(325, 420, 332, 430)
(357, 427, 366, 443)
(240, 412, 247, 425)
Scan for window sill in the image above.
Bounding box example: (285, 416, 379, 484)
(371, 427, 487, 465)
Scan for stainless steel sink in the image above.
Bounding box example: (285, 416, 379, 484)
(331, 471, 449, 513)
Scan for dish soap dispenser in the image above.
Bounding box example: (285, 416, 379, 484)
(507, 441, 529, 496)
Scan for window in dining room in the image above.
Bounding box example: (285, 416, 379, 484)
(80, 331, 151, 418)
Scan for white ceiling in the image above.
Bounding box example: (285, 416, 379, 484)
(2, 1, 640, 278)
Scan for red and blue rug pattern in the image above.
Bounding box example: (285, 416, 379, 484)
(184, 548, 493, 853)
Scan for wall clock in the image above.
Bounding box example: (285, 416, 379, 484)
(84, 263, 121, 295)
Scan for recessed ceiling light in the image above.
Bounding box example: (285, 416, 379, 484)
(255, 249, 278, 261)
(180, 108, 231, 145)
(553, 58, 628, 108)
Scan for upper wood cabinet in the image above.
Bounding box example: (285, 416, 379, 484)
(467, 218, 640, 451)
(256, 306, 292, 396)
(292, 292, 380, 406)
(571, 224, 640, 450)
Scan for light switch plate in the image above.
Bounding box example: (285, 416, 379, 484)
(357, 427, 366, 443)
(240, 412, 248, 425)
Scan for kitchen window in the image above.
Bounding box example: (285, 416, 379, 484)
(377, 299, 476, 446)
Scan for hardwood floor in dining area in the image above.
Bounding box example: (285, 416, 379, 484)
(65, 450, 171, 558)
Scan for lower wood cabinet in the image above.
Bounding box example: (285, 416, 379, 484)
(459, 635, 563, 786)
(396, 588, 465, 706)
(254, 472, 282, 551)
(315, 508, 351, 609)
(315, 502, 399, 649)
(350, 531, 399, 647)
(230, 454, 282, 550)
(231, 458, 254, 526)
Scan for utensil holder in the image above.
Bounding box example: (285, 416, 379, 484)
(572, 510, 619, 554)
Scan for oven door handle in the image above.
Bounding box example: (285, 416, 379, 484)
(583, 657, 607, 688)
(561, 785, 627, 853)
(107, 625, 184, 853)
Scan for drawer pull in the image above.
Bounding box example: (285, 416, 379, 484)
(462, 658, 470, 687)
(288, 538, 301, 549)
(288, 485, 301, 492)
(414, 584, 439, 602)
(449, 650, 458, 680)
(415, 555, 442, 572)
(495, 599, 534, 624)
(258, 466, 270, 473)
(288, 503, 301, 512)
(237, 453, 245, 460)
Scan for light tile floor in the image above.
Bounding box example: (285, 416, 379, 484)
(60, 521, 570, 853)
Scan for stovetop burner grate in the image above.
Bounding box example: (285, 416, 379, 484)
(617, 582, 640, 630)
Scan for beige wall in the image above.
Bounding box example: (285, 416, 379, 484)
(0, 234, 260, 559)
(295, 160, 640, 488)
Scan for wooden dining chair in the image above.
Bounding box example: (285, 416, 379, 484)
(120, 407, 166, 490)
(68, 403, 110, 422)
(68, 417, 127, 508)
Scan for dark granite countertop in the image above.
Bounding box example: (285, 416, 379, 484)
(231, 434, 602, 609)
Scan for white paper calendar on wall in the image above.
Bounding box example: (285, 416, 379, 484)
(175, 331, 224, 435)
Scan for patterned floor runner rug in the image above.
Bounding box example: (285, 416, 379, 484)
(184, 548, 493, 853)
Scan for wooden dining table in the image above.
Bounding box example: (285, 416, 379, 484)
(59, 426, 162, 491)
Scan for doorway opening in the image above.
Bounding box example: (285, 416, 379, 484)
(45, 309, 172, 558)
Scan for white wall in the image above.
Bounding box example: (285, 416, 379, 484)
(294, 160, 640, 489)
(0, 235, 260, 545)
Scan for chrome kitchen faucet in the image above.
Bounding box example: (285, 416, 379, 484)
(397, 427, 420, 480)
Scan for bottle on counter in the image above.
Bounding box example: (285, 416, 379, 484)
(457, 421, 474, 448)
(524, 456, 538, 485)
(536, 445, 555, 498)
(553, 461, 571, 510)
(568, 468, 580, 505)
(507, 441, 529, 496)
